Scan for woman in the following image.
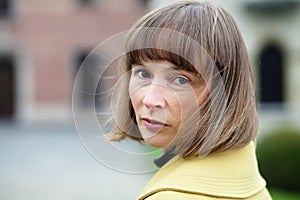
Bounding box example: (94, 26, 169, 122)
(108, 0, 272, 199)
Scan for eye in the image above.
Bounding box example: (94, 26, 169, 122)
(172, 76, 190, 85)
(137, 69, 151, 79)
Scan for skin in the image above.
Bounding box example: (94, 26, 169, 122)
(129, 60, 207, 148)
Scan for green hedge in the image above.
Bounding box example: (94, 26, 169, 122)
(256, 128, 300, 192)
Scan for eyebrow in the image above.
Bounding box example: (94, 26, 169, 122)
(134, 63, 181, 71)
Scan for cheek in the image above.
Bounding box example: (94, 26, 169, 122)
(129, 92, 139, 111)
(166, 93, 184, 125)
(129, 80, 142, 110)
(175, 92, 200, 118)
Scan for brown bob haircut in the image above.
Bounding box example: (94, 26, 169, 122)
(108, 0, 258, 158)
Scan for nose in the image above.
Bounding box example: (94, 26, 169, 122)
(142, 83, 167, 110)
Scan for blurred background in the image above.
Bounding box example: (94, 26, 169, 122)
(0, 0, 300, 199)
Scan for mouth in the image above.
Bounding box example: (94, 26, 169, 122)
(141, 118, 169, 131)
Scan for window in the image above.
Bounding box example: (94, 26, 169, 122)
(0, 54, 15, 119)
(0, 0, 12, 17)
(138, 0, 151, 8)
(76, 0, 96, 6)
(74, 51, 104, 109)
(259, 45, 285, 104)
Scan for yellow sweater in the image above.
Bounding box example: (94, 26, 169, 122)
(138, 142, 272, 200)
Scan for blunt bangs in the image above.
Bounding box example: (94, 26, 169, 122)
(125, 27, 201, 74)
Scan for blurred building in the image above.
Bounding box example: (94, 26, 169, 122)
(1, 0, 300, 131)
(0, 0, 147, 123)
(150, 0, 300, 132)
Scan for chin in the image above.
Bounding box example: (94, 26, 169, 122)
(143, 136, 169, 148)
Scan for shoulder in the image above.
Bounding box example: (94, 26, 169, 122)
(138, 142, 270, 200)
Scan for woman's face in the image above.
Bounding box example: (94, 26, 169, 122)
(129, 60, 207, 148)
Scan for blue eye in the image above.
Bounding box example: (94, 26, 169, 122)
(137, 70, 151, 79)
(173, 76, 190, 85)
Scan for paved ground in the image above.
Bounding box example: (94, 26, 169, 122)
(0, 123, 154, 200)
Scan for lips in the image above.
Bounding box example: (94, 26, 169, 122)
(142, 118, 169, 131)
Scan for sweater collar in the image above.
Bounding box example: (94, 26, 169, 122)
(138, 142, 266, 199)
